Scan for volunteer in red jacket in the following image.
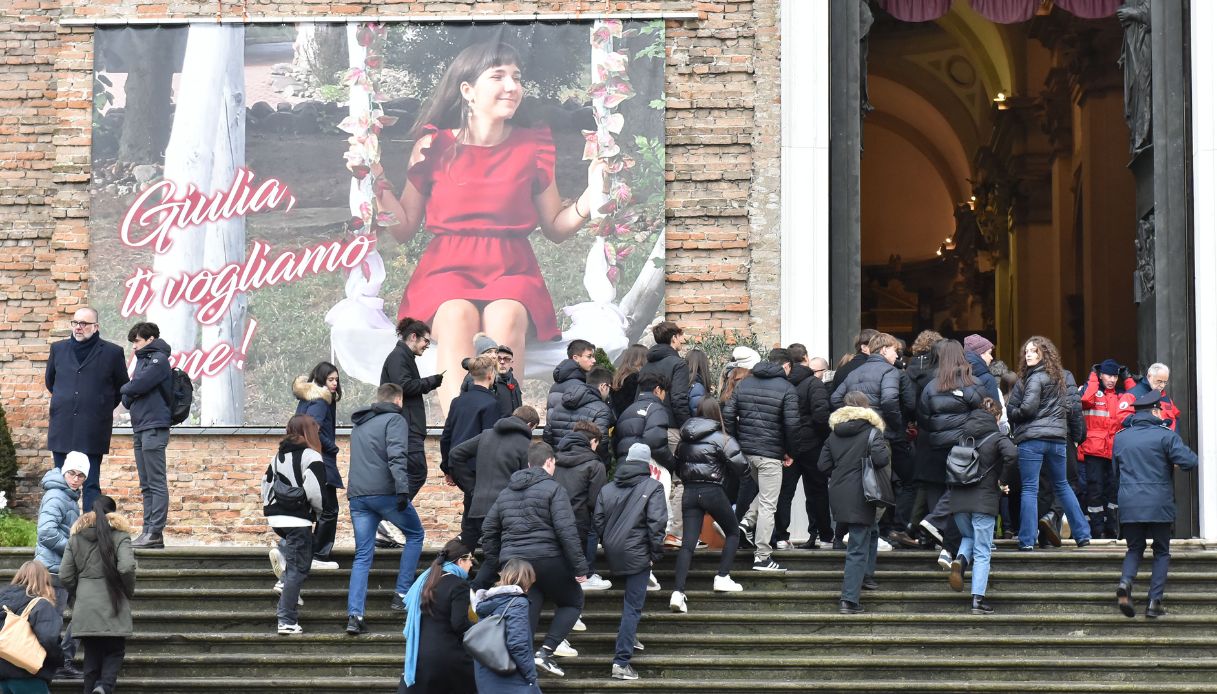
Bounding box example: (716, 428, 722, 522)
(1078, 359, 1136, 539)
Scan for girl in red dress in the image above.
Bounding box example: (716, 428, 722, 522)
(376, 41, 606, 410)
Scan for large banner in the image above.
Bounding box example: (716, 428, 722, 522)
(89, 21, 666, 426)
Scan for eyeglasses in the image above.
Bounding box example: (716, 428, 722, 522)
(497, 355, 513, 363)
(813, 368, 827, 375)
(63, 470, 86, 479)
(70, 321, 96, 328)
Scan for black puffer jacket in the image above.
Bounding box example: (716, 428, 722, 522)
(905, 353, 937, 403)
(949, 410, 1018, 517)
(917, 381, 985, 449)
(545, 360, 613, 446)
(831, 352, 869, 395)
(460, 369, 522, 419)
(722, 361, 800, 459)
(829, 355, 905, 440)
(553, 430, 607, 535)
(1006, 365, 1083, 444)
(452, 416, 535, 518)
(613, 392, 673, 467)
(0, 585, 63, 682)
(639, 344, 692, 427)
(593, 458, 667, 576)
(790, 364, 830, 457)
(819, 406, 890, 526)
(119, 337, 173, 432)
(480, 467, 588, 576)
(675, 417, 749, 485)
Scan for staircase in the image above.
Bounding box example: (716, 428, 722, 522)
(5, 544, 1217, 692)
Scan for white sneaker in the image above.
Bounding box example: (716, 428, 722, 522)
(876, 537, 893, 552)
(277, 622, 303, 635)
(273, 581, 303, 606)
(571, 617, 587, 632)
(937, 549, 952, 571)
(582, 574, 612, 591)
(647, 572, 661, 592)
(670, 591, 687, 613)
(553, 639, 578, 658)
(775, 540, 791, 550)
(268, 547, 285, 578)
(713, 574, 744, 592)
(311, 559, 339, 571)
(920, 519, 945, 544)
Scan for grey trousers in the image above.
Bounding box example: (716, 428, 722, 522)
(275, 526, 313, 624)
(743, 455, 784, 561)
(133, 427, 170, 533)
(841, 522, 879, 604)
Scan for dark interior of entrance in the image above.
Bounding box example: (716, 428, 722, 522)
(860, 4, 1137, 374)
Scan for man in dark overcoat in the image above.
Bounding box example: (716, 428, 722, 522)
(44, 307, 129, 510)
(1112, 390, 1198, 619)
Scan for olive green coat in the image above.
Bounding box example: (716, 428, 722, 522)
(59, 511, 137, 637)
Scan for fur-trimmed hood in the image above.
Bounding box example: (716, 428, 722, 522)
(70, 511, 132, 536)
(292, 375, 332, 404)
(829, 405, 885, 432)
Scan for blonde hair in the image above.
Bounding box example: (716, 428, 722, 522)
(497, 558, 536, 592)
(468, 355, 498, 381)
(867, 332, 899, 354)
(11, 560, 55, 602)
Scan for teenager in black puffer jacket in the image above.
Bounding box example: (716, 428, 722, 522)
(947, 402, 1018, 615)
(1005, 336, 1091, 550)
(669, 399, 750, 613)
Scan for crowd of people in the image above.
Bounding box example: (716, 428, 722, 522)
(17, 305, 1197, 693)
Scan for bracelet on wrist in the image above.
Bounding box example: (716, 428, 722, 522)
(574, 199, 590, 219)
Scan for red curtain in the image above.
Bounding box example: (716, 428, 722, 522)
(875, 0, 1120, 24)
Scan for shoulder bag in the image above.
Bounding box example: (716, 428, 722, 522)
(946, 432, 999, 486)
(861, 429, 895, 508)
(463, 597, 524, 675)
(0, 597, 46, 674)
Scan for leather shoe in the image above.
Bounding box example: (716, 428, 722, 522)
(54, 663, 83, 679)
(131, 532, 164, 549)
(1146, 599, 1167, 618)
(888, 530, 921, 549)
(838, 600, 864, 615)
(861, 577, 879, 591)
(1038, 515, 1061, 547)
(1116, 582, 1135, 618)
(970, 595, 993, 615)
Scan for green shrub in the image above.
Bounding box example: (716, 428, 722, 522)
(0, 511, 36, 548)
(0, 400, 16, 504)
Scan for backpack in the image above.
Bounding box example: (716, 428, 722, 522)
(161, 368, 194, 426)
(946, 432, 1000, 486)
(266, 453, 310, 516)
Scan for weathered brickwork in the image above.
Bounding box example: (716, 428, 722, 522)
(0, 0, 782, 544)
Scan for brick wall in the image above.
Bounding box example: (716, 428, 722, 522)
(0, 0, 782, 545)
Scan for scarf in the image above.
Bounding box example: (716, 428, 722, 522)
(403, 561, 468, 687)
(71, 331, 99, 364)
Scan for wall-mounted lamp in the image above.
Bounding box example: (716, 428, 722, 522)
(993, 91, 1010, 110)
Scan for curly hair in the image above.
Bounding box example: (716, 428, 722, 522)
(1019, 336, 1067, 395)
(911, 330, 944, 356)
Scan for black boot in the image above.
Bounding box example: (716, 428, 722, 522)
(132, 531, 164, 549)
(1116, 581, 1135, 618)
(970, 594, 993, 615)
(838, 600, 864, 615)
(1146, 599, 1167, 618)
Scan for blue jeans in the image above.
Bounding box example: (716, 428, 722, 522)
(614, 570, 649, 666)
(347, 495, 424, 616)
(1017, 439, 1090, 547)
(954, 512, 996, 596)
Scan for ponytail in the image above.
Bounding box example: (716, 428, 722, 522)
(91, 496, 127, 616)
(421, 539, 470, 614)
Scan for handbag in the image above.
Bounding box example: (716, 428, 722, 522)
(946, 432, 999, 486)
(860, 429, 895, 508)
(0, 597, 46, 674)
(463, 597, 523, 675)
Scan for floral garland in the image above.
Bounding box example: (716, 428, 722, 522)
(338, 23, 397, 262)
(585, 19, 640, 285)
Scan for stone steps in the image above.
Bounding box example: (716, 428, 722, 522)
(7, 545, 1216, 692)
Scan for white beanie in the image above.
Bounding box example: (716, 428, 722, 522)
(62, 451, 90, 478)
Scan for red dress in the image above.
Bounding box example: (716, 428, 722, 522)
(399, 124, 560, 340)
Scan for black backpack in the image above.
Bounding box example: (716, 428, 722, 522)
(163, 368, 194, 425)
(267, 453, 310, 516)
